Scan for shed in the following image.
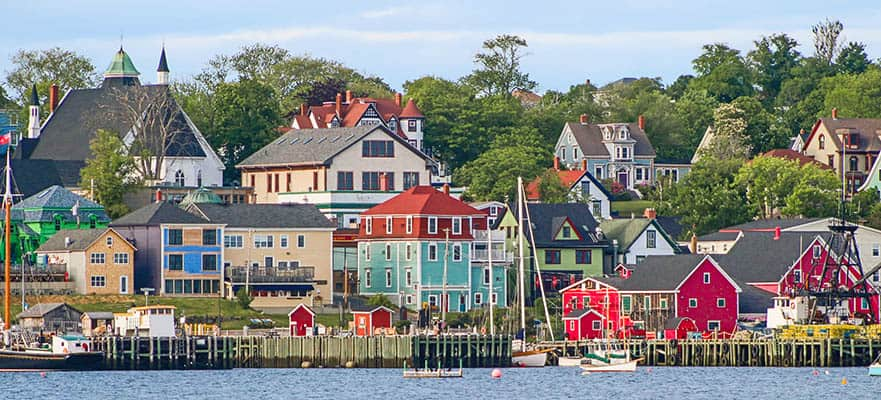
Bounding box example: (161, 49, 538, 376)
(16, 303, 83, 333)
(288, 304, 316, 337)
(663, 317, 697, 340)
(351, 305, 394, 336)
(81, 311, 115, 336)
(562, 308, 605, 340)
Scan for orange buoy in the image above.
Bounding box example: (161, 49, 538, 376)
(841, 377, 847, 385)
(491, 368, 502, 378)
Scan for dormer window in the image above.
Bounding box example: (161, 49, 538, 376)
(389, 118, 397, 131)
(818, 135, 825, 150)
(603, 127, 611, 140)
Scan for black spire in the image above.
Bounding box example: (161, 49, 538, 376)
(30, 84, 39, 106)
(157, 47, 169, 72)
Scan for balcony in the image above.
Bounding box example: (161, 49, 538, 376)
(471, 249, 508, 262)
(225, 265, 315, 283)
(473, 229, 506, 242)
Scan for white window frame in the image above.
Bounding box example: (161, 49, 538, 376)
(689, 298, 698, 308)
(254, 235, 274, 248)
(475, 292, 483, 305)
(386, 216, 393, 234)
(365, 217, 372, 235)
(113, 253, 129, 264)
(90, 275, 106, 287)
(812, 244, 821, 259)
(483, 267, 491, 285)
(428, 217, 437, 234)
(452, 217, 461, 235)
(106, 236, 113, 246)
(452, 243, 462, 261)
(405, 269, 412, 286)
(119, 276, 128, 294)
(405, 243, 412, 261)
(297, 234, 305, 248)
(491, 293, 498, 305)
(793, 270, 802, 283)
(405, 295, 413, 304)
(873, 244, 880, 257)
(385, 269, 392, 288)
(646, 230, 656, 248)
(365, 269, 372, 288)
(717, 298, 726, 308)
(708, 320, 721, 331)
(659, 298, 668, 309)
(365, 243, 371, 261)
(406, 216, 413, 234)
(90, 253, 105, 264)
(385, 243, 392, 261)
(280, 235, 289, 248)
(224, 235, 243, 248)
(592, 320, 601, 331)
(428, 243, 438, 261)
(703, 272, 711, 284)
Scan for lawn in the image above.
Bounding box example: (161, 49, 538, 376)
(611, 200, 653, 216)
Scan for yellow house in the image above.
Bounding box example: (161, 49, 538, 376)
(36, 228, 136, 295)
(185, 203, 335, 310)
(803, 112, 881, 194)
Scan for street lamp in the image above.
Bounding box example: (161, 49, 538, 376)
(140, 287, 154, 307)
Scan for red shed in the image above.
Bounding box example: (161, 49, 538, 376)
(351, 305, 394, 336)
(563, 308, 606, 340)
(288, 304, 316, 336)
(663, 317, 697, 339)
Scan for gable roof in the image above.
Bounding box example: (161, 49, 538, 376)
(720, 218, 821, 232)
(188, 203, 335, 229)
(599, 218, 678, 252)
(17, 302, 80, 319)
(350, 304, 394, 313)
(655, 216, 685, 241)
(295, 96, 421, 130)
(6, 159, 85, 198)
(82, 311, 115, 320)
(287, 303, 315, 316)
(363, 186, 484, 216)
(110, 201, 209, 226)
(691, 126, 714, 164)
(516, 203, 605, 248)
(563, 308, 604, 320)
(9, 185, 109, 224)
(565, 121, 656, 158)
(715, 231, 827, 283)
(757, 149, 831, 170)
(37, 228, 132, 252)
(238, 125, 429, 168)
(596, 254, 708, 291)
(808, 117, 881, 153)
(525, 168, 612, 201)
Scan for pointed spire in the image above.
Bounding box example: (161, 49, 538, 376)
(104, 47, 140, 78)
(157, 46, 169, 72)
(30, 84, 39, 107)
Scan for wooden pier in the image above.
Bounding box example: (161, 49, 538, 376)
(541, 338, 881, 367)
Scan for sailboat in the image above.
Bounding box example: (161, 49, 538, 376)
(0, 152, 104, 371)
(511, 177, 553, 367)
(578, 286, 642, 373)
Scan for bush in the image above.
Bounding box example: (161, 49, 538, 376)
(235, 288, 252, 309)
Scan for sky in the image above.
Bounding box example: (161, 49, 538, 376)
(3, 0, 881, 94)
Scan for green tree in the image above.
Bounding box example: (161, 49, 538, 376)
(367, 294, 395, 309)
(812, 18, 844, 65)
(455, 127, 548, 201)
(79, 129, 140, 218)
(666, 74, 694, 100)
(822, 69, 881, 119)
(5, 47, 99, 118)
(777, 57, 836, 133)
(236, 287, 253, 309)
(747, 33, 801, 105)
(674, 89, 718, 150)
(730, 96, 788, 153)
(537, 169, 570, 203)
(836, 42, 872, 75)
(463, 34, 536, 97)
(781, 164, 840, 218)
(689, 43, 754, 102)
(735, 157, 801, 219)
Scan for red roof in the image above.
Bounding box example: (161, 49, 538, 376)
(399, 98, 425, 118)
(526, 169, 586, 200)
(363, 186, 485, 216)
(757, 149, 831, 170)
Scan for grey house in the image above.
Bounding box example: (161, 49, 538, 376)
(17, 302, 83, 333)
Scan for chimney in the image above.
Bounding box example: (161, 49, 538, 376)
(379, 173, 388, 192)
(774, 226, 781, 241)
(832, 108, 838, 120)
(346, 90, 352, 103)
(638, 115, 645, 130)
(335, 93, 342, 116)
(643, 208, 657, 220)
(155, 188, 163, 203)
(553, 156, 560, 171)
(394, 93, 402, 107)
(64, 237, 71, 248)
(689, 233, 698, 254)
(49, 84, 59, 114)
(579, 114, 588, 125)
(300, 103, 306, 116)
(442, 183, 450, 196)
(581, 159, 587, 171)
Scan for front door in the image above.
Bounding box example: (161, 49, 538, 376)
(617, 170, 628, 188)
(459, 294, 467, 312)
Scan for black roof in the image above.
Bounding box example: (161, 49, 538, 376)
(350, 304, 392, 313)
(698, 231, 742, 241)
(29, 83, 204, 162)
(563, 308, 598, 319)
(737, 282, 775, 314)
(6, 159, 84, 198)
(188, 203, 335, 229)
(30, 84, 39, 106)
(157, 48, 169, 72)
(655, 216, 684, 240)
(715, 231, 827, 283)
(598, 254, 709, 291)
(516, 203, 605, 248)
(110, 201, 209, 226)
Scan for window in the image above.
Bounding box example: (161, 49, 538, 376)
(592, 201, 602, 217)
(385, 269, 392, 288)
(280, 235, 289, 248)
(580, 181, 590, 198)
(873, 244, 880, 257)
(168, 229, 183, 245)
(452, 218, 461, 234)
(708, 321, 720, 331)
(90, 253, 105, 264)
(545, 250, 561, 264)
(793, 270, 802, 283)
(403, 172, 420, 190)
(636, 255, 646, 264)
(595, 166, 603, 179)
(703, 272, 711, 284)
(406, 216, 413, 234)
(562, 226, 571, 238)
(621, 295, 632, 313)
(408, 120, 417, 132)
(365, 217, 372, 234)
(592, 320, 601, 331)
(644, 296, 651, 310)
(850, 156, 858, 171)
(385, 243, 392, 261)
(337, 171, 354, 191)
(428, 295, 438, 308)
(428, 217, 437, 234)
(90, 275, 106, 287)
(812, 244, 821, 259)
(575, 250, 591, 264)
(224, 235, 243, 248)
(475, 293, 483, 305)
(862, 297, 870, 310)
(405, 243, 412, 260)
(113, 253, 129, 264)
(405, 269, 412, 286)
(297, 235, 305, 248)
(717, 298, 726, 308)
(484, 267, 491, 285)
(254, 235, 274, 248)
(202, 229, 217, 246)
(646, 230, 657, 248)
(362, 140, 395, 157)
(428, 244, 438, 261)
(818, 134, 825, 150)
(491, 293, 498, 305)
(386, 216, 394, 234)
(582, 296, 590, 307)
(828, 155, 834, 167)
(406, 295, 413, 304)
(202, 254, 217, 271)
(168, 254, 183, 271)
(120, 276, 128, 294)
(688, 298, 697, 308)
(365, 270, 372, 287)
(89, 216, 97, 229)
(635, 168, 643, 181)
(106, 236, 113, 246)
(659, 298, 668, 309)
(362, 172, 380, 190)
(174, 170, 185, 186)
(365, 243, 371, 261)
(452, 244, 462, 261)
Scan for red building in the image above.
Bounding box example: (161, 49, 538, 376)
(560, 254, 742, 339)
(352, 305, 394, 336)
(562, 308, 606, 340)
(288, 304, 316, 337)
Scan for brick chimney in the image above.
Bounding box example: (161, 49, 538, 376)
(300, 103, 306, 116)
(832, 108, 838, 120)
(643, 208, 657, 220)
(581, 159, 587, 171)
(335, 93, 342, 116)
(553, 156, 560, 171)
(379, 173, 388, 192)
(442, 183, 450, 196)
(346, 90, 352, 103)
(49, 84, 59, 114)
(638, 115, 645, 130)
(579, 114, 588, 125)
(155, 188, 163, 203)
(395, 93, 402, 107)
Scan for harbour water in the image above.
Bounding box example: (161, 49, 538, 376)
(3, 367, 879, 399)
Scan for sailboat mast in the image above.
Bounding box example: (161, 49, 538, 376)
(517, 177, 526, 340)
(4, 151, 11, 330)
(487, 214, 494, 336)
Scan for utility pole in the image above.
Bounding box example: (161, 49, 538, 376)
(442, 228, 450, 325)
(487, 221, 494, 336)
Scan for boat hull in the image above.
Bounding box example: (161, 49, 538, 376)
(557, 357, 585, 367)
(580, 358, 642, 373)
(0, 350, 105, 371)
(512, 349, 550, 367)
(870, 364, 881, 377)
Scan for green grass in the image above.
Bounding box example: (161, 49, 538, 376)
(611, 200, 653, 216)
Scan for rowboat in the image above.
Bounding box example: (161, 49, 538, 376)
(580, 358, 643, 374)
(512, 348, 552, 367)
(870, 354, 881, 377)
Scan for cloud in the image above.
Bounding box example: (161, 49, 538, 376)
(360, 6, 408, 19)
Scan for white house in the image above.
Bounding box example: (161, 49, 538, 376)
(114, 305, 176, 337)
(526, 163, 612, 220)
(600, 212, 681, 265)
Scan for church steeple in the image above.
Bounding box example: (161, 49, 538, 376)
(28, 84, 40, 139)
(102, 47, 140, 87)
(157, 46, 169, 85)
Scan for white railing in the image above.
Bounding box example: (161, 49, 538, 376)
(473, 230, 506, 242)
(471, 249, 508, 261)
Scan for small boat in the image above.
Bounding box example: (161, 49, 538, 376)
(558, 356, 587, 367)
(580, 358, 643, 374)
(512, 348, 552, 367)
(403, 360, 463, 378)
(870, 354, 881, 377)
(0, 334, 104, 372)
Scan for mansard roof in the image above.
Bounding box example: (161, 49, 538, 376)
(564, 121, 656, 158)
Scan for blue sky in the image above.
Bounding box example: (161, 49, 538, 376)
(3, 0, 881, 93)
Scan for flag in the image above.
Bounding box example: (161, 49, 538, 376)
(0, 131, 9, 155)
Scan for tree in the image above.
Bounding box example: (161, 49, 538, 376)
(537, 169, 570, 203)
(747, 34, 801, 105)
(666, 74, 694, 100)
(79, 129, 140, 218)
(689, 44, 753, 103)
(730, 96, 789, 153)
(812, 18, 844, 65)
(781, 164, 840, 218)
(699, 103, 751, 160)
(673, 89, 718, 150)
(5, 47, 99, 117)
(455, 127, 549, 201)
(836, 42, 872, 75)
(735, 157, 801, 219)
(367, 294, 396, 309)
(822, 69, 881, 119)
(777, 57, 836, 133)
(463, 34, 536, 96)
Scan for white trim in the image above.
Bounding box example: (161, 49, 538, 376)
(675, 255, 743, 293)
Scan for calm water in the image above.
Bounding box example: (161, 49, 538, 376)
(2, 367, 879, 399)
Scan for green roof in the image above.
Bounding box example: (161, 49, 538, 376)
(179, 187, 224, 208)
(600, 219, 651, 250)
(104, 47, 140, 78)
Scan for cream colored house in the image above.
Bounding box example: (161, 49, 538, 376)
(186, 203, 336, 311)
(36, 228, 135, 295)
(802, 113, 881, 195)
